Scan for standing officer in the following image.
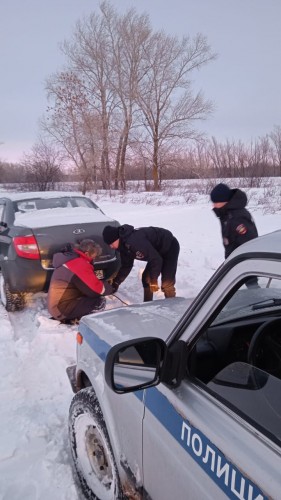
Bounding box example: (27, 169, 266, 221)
(102, 224, 180, 302)
(210, 183, 259, 287)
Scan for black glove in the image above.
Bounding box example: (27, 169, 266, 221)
(111, 281, 120, 294)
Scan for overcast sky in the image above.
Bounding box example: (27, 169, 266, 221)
(1, 0, 281, 163)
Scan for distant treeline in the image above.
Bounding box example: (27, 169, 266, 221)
(1, 131, 281, 192)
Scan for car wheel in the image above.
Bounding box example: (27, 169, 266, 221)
(69, 387, 123, 500)
(0, 273, 25, 312)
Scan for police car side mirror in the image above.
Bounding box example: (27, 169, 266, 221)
(105, 338, 188, 394)
(105, 337, 166, 394)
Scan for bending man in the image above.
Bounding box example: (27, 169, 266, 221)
(102, 224, 180, 302)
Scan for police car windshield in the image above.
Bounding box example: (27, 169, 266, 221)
(213, 282, 281, 325)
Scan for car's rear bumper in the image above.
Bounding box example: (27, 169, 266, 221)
(1, 254, 120, 293)
(1, 258, 51, 292)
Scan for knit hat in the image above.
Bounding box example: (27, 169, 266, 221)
(210, 183, 231, 203)
(103, 225, 120, 245)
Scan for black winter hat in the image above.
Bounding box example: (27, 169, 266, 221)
(210, 183, 231, 203)
(103, 225, 120, 245)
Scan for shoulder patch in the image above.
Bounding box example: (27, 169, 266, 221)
(135, 251, 145, 259)
(236, 224, 247, 235)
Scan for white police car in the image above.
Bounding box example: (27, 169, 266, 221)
(68, 230, 281, 499)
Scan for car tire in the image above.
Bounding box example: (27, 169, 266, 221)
(69, 387, 123, 500)
(0, 273, 25, 312)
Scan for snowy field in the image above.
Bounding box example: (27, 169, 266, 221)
(1, 186, 281, 500)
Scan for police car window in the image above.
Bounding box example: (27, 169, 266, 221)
(189, 274, 281, 446)
(213, 276, 281, 325)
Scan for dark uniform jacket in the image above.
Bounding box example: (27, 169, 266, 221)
(213, 188, 258, 259)
(48, 249, 111, 320)
(114, 224, 175, 286)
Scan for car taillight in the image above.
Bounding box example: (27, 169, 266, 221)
(76, 332, 83, 345)
(13, 235, 40, 260)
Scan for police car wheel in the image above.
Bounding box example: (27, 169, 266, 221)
(69, 387, 123, 500)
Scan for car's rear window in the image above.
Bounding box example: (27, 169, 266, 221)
(14, 197, 98, 212)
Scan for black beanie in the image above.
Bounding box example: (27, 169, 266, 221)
(103, 225, 120, 245)
(210, 183, 231, 203)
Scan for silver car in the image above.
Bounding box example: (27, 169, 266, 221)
(68, 230, 281, 500)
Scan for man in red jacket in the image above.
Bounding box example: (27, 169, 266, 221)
(48, 239, 113, 322)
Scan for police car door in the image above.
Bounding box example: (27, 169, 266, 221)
(142, 259, 281, 499)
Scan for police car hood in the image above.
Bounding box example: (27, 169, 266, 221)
(80, 297, 192, 347)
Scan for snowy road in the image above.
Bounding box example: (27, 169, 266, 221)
(0, 295, 80, 500)
(0, 288, 138, 500)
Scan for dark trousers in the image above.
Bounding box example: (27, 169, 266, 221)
(60, 296, 106, 320)
(142, 237, 180, 301)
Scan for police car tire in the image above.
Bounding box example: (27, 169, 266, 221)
(0, 274, 25, 312)
(69, 387, 124, 500)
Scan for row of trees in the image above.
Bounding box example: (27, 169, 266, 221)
(2, 129, 281, 190)
(167, 129, 281, 182)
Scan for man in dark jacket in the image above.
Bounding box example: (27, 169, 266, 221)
(48, 239, 113, 322)
(210, 183, 259, 287)
(102, 224, 180, 302)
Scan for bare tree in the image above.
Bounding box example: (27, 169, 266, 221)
(59, 3, 153, 191)
(269, 125, 281, 176)
(43, 2, 215, 191)
(22, 138, 62, 191)
(136, 31, 216, 190)
(129, 127, 155, 189)
(208, 137, 225, 176)
(0, 161, 24, 184)
(61, 10, 118, 189)
(44, 70, 105, 194)
(100, 2, 152, 189)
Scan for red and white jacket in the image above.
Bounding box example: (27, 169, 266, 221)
(47, 249, 112, 319)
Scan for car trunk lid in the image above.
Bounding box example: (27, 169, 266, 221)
(14, 207, 118, 272)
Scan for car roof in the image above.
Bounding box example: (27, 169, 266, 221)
(0, 191, 89, 201)
(228, 230, 281, 260)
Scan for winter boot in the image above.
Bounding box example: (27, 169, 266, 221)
(143, 287, 153, 302)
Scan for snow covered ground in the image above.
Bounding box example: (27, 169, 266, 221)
(1, 189, 281, 500)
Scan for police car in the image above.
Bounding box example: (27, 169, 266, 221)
(68, 230, 281, 500)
